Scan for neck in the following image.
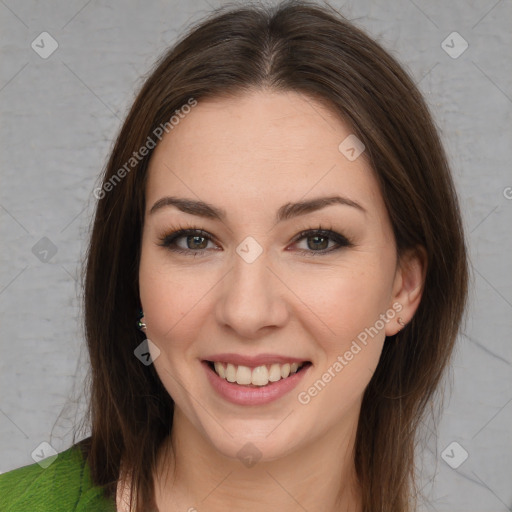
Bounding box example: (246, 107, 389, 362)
(152, 408, 363, 512)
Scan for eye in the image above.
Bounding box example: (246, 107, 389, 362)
(290, 227, 352, 256)
(158, 228, 218, 256)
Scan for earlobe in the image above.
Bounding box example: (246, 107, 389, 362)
(385, 246, 427, 336)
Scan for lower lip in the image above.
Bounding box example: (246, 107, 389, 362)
(202, 361, 311, 406)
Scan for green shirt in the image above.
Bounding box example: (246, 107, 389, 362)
(0, 443, 117, 511)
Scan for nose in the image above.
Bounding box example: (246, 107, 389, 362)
(215, 247, 289, 339)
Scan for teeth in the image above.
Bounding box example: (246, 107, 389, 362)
(236, 365, 252, 385)
(214, 361, 225, 379)
(225, 363, 237, 383)
(268, 363, 281, 382)
(251, 366, 269, 386)
(211, 361, 306, 386)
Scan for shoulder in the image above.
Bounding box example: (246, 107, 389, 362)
(0, 439, 116, 511)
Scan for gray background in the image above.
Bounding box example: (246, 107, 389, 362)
(1, 1, 511, 510)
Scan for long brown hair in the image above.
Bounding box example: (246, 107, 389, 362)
(77, 1, 469, 511)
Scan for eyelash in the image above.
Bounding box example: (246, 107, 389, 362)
(157, 223, 353, 257)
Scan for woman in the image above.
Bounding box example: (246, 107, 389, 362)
(0, 1, 468, 511)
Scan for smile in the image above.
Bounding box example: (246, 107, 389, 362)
(207, 361, 310, 387)
(202, 357, 312, 406)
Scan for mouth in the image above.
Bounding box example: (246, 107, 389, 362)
(204, 360, 312, 387)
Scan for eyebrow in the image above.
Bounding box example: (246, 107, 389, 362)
(149, 195, 366, 222)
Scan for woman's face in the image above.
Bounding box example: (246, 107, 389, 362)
(139, 90, 419, 461)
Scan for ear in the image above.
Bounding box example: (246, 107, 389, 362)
(385, 245, 427, 336)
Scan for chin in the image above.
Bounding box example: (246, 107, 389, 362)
(198, 416, 307, 464)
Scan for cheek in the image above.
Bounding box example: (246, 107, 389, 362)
(293, 261, 394, 413)
(139, 251, 184, 341)
(138, 248, 218, 358)
(288, 260, 394, 345)
(138, 259, 208, 400)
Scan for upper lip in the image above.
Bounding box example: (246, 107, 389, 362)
(203, 353, 310, 367)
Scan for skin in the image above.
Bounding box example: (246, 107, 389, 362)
(119, 89, 426, 512)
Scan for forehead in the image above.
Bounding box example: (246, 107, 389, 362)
(145, 89, 385, 221)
